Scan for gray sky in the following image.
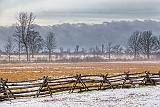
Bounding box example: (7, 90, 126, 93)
(1, 0, 160, 26)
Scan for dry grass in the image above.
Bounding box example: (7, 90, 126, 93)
(0, 62, 160, 81)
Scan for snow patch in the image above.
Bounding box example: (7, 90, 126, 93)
(1, 86, 160, 107)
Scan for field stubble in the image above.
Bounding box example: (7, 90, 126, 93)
(0, 62, 160, 81)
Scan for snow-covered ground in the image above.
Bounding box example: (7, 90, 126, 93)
(1, 86, 160, 107)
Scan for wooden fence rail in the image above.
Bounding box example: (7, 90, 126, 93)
(1, 71, 160, 101)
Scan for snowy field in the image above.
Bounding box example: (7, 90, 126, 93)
(1, 86, 160, 107)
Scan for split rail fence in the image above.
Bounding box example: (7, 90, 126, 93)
(0, 71, 160, 101)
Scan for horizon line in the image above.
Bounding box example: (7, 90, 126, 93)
(1, 19, 160, 27)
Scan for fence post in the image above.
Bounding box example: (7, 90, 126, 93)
(121, 71, 134, 88)
(36, 76, 52, 97)
(158, 71, 160, 77)
(69, 74, 88, 93)
(142, 71, 155, 85)
(0, 78, 15, 101)
(98, 74, 113, 90)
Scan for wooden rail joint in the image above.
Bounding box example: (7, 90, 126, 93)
(69, 74, 88, 93)
(36, 76, 52, 97)
(143, 71, 156, 85)
(0, 78, 15, 101)
(99, 74, 113, 90)
(122, 71, 135, 88)
(124, 71, 130, 80)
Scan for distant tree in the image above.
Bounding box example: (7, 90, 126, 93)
(67, 48, 71, 54)
(14, 12, 36, 62)
(4, 37, 14, 62)
(107, 42, 112, 60)
(95, 45, 100, 57)
(81, 48, 86, 58)
(81, 48, 86, 53)
(93, 48, 96, 58)
(59, 47, 64, 58)
(89, 48, 96, 57)
(156, 36, 160, 56)
(139, 31, 158, 59)
(0, 49, 2, 57)
(75, 45, 79, 53)
(13, 26, 21, 61)
(59, 47, 63, 53)
(112, 44, 122, 55)
(29, 31, 43, 58)
(67, 48, 71, 59)
(127, 31, 141, 59)
(45, 32, 56, 62)
(101, 44, 105, 53)
(89, 48, 93, 54)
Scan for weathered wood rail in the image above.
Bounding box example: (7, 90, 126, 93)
(0, 71, 160, 101)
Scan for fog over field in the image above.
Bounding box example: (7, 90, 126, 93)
(1, 20, 160, 49)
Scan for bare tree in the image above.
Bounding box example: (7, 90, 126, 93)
(127, 31, 141, 59)
(0, 49, 2, 57)
(81, 48, 86, 58)
(67, 48, 71, 55)
(89, 48, 96, 58)
(101, 44, 105, 53)
(14, 12, 35, 62)
(107, 42, 112, 60)
(29, 31, 43, 58)
(59, 47, 63, 53)
(156, 36, 160, 56)
(45, 32, 56, 62)
(112, 44, 123, 56)
(13, 24, 22, 61)
(4, 37, 14, 62)
(59, 47, 64, 58)
(75, 45, 79, 53)
(139, 31, 158, 59)
(95, 45, 100, 57)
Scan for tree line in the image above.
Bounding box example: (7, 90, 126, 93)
(128, 31, 160, 59)
(4, 12, 56, 62)
(2, 12, 160, 62)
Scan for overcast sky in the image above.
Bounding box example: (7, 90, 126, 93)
(1, 0, 160, 26)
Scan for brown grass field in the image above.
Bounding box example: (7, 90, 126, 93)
(0, 61, 160, 81)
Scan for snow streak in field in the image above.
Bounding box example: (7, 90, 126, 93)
(1, 86, 160, 107)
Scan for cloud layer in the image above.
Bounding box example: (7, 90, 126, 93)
(1, 0, 160, 25)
